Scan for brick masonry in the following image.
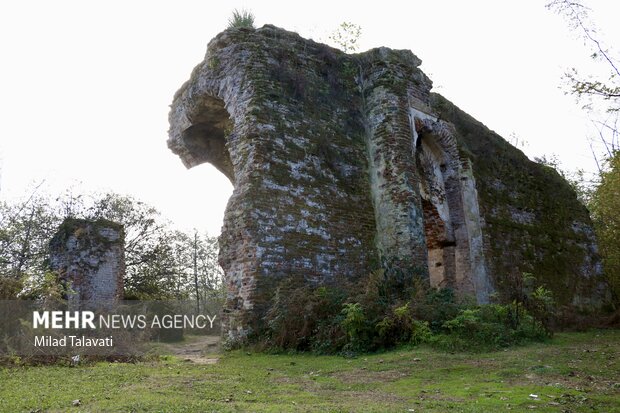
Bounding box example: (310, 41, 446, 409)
(168, 25, 611, 341)
(49, 218, 125, 308)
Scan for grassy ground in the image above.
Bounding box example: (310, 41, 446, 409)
(0, 330, 619, 412)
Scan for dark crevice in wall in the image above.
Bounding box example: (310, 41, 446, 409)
(181, 96, 235, 184)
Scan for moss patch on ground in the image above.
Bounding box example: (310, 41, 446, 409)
(1, 330, 619, 412)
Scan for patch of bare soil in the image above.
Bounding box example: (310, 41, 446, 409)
(162, 335, 221, 364)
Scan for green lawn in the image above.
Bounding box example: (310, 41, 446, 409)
(1, 330, 619, 412)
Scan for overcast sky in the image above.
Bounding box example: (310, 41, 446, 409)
(1, 0, 618, 235)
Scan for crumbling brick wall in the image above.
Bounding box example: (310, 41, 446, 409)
(168, 25, 610, 340)
(50, 218, 125, 307)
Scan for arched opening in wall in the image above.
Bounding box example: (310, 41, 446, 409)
(176, 95, 236, 308)
(180, 164, 233, 234)
(414, 117, 490, 301)
(180, 95, 235, 184)
(415, 130, 457, 289)
(176, 94, 236, 234)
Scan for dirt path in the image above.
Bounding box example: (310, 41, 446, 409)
(161, 335, 221, 364)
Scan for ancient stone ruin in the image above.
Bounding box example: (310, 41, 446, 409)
(168, 25, 610, 340)
(50, 218, 125, 307)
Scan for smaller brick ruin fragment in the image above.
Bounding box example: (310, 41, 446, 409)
(50, 218, 125, 307)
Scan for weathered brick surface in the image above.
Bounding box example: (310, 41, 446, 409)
(168, 25, 610, 340)
(49, 218, 125, 307)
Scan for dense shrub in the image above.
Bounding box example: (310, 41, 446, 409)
(341, 302, 368, 351)
(376, 304, 433, 347)
(263, 279, 347, 352)
(410, 287, 463, 332)
(260, 269, 555, 355)
(434, 304, 549, 351)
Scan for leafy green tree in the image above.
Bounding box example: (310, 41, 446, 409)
(589, 151, 620, 298)
(87, 193, 168, 290)
(190, 230, 224, 307)
(0, 192, 60, 284)
(0, 190, 223, 301)
(86, 193, 222, 301)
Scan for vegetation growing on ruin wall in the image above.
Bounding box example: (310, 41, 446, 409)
(429, 93, 607, 311)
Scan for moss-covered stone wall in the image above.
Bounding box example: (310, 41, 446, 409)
(49, 218, 125, 307)
(168, 25, 610, 340)
(429, 94, 609, 310)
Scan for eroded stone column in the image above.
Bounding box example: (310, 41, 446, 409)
(360, 48, 432, 273)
